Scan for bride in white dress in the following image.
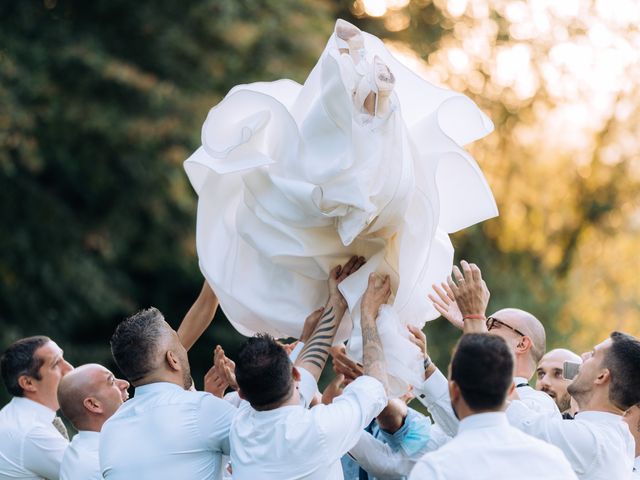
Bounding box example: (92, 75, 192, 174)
(184, 20, 497, 394)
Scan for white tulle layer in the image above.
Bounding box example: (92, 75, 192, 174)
(184, 22, 497, 395)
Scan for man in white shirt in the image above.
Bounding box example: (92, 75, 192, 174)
(623, 404, 640, 478)
(447, 261, 639, 480)
(506, 331, 640, 480)
(0, 336, 74, 480)
(428, 284, 558, 416)
(535, 348, 582, 417)
(229, 268, 389, 480)
(57, 364, 129, 480)
(99, 307, 237, 479)
(410, 333, 577, 480)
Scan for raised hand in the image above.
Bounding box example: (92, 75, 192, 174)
(428, 283, 463, 330)
(361, 273, 391, 319)
(213, 345, 238, 390)
(328, 255, 366, 305)
(447, 260, 490, 333)
(330, 345, 364, 384)
(204, 350, 229, 398)
(407, 325, 428, 359)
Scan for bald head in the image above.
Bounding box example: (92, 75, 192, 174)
(490, 308, 546, 365)
(541, 348, 582, 365)
(58, 364, 129, 432)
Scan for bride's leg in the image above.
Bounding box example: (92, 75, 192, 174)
(335, 19, 365, 64)
(355, 57, 396, 117)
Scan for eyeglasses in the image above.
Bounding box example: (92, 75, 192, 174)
(486, 317, 526, 337)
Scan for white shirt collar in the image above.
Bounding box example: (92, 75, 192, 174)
(133, 382, 184, 396)
(73, 430, 100, 448)
(574, 411, 624, 422)
(458, 411, 508, 433)
(513, 376, 529, 386)
(11, 396, 57, 421)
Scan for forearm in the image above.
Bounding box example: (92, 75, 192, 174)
(296, 294, 347, 380)
(361, 312, 389, 393)
(376, 398, 407, 433)
(177, 282, 219, 351)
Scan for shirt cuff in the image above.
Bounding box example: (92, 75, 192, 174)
(415, 368, 448, 404)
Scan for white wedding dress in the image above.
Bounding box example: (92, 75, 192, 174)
(184, 20, 497, 394)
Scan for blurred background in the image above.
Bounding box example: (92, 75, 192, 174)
(2, 0, 639, 405)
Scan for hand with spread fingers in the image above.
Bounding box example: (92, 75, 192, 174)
(428, 282, 463, 330)
(447, 260, 490, 333)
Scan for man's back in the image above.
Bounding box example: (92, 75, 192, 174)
(59, 431, 100, 480)
(0, 397, 68, 480)
(410, 412, 577, 480)
(230, 376, 386, 480)
(99, 382, 235, 480)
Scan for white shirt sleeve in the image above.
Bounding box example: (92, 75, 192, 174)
(414, 368, 459, 437)
(197, 393, 238, 456)
(348, 431, 416, 479)
(297, 366, 318, 409)
(23, 425, 68, 480)
(506, 400, 597, 473)
(408, 457, 446, 480)
(313, 375, 387, 460)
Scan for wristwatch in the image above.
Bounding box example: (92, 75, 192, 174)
(423, 356, 432, 371)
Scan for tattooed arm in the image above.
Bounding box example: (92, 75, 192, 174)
(360, 273, 391, 393)
(296, 256, 365, 381)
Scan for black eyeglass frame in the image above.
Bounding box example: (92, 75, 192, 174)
(486, 316, 526, 337)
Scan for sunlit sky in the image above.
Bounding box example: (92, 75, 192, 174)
(358, 0, 640, 154)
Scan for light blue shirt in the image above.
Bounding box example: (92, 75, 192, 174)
(99, 382, 235, 480)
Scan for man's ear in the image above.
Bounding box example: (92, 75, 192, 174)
(595, 368, 611, 385)
(516, 336, 532, 354)
(166, 351, 180, 371)
(18, 375, 37, 394)
(292, 366, 301, 382)
(83, 396, 103, 414)
(448, 380, 460, 403)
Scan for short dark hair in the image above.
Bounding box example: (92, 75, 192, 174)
(110, 308, 167, 384)
(605, 331, 640, 410)
(1, 336, 51, 397)
(451, 333, 514, 411)
(235, 334, 293, 409)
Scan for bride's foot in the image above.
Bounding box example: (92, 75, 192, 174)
(358, 56, 395, 117)
(335, 19, 365, 64)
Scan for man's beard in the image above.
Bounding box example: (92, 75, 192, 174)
(556, 392, 572, 412)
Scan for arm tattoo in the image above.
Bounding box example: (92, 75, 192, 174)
(362, 322, 389, 393)
(296, 302, 345, 378)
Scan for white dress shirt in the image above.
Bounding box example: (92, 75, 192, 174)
(59, 431, 100, 480)
(414, 369, 458, 437)
(514, 376, 560, 415)
(0, 397, 69, 480)
(410, 412, 578, 480)
(507, 400, 635, 480)
(230, 375, 387, 480)
(633, 457, 640, 479)
(99, 382, 236, 480)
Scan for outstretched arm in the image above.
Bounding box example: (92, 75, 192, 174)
(296, 256, 365, 381)
(360, 273, 391, 394)
(177, 281, 219, 351)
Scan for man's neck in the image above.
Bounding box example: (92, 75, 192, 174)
(22, 393, 57, 412)
(513, 357, 533, 381)
(576, 393, 624, 416)
(134, 373, 185, 390)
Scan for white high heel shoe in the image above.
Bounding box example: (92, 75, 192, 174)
(353, 56, 396, 118)
(335, 19, 366, 65)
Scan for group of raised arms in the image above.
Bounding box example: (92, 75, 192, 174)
(1, 257, 639, 480)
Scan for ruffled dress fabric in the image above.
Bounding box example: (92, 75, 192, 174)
(184, 23, 497, 395)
